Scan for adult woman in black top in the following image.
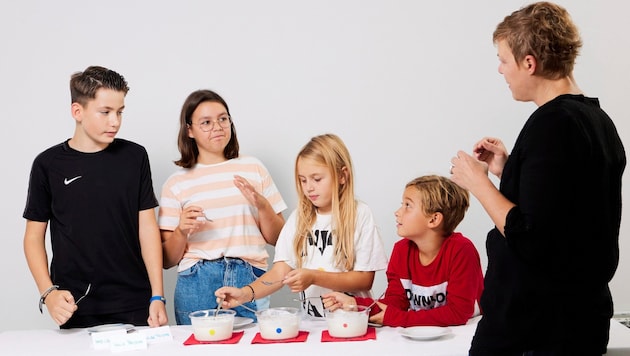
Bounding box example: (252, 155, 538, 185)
(450, 2, 626, 355)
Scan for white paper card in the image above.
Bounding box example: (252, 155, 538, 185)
(109, 332, 147, 353)
(91, 329, 126, 350)
(139, 325, 173, 344)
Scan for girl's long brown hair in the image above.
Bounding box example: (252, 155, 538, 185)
(174, 90, 239, 168)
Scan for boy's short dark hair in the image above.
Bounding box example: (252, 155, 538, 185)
(70, 66, 129, 106)
(406, 175, 469, 236)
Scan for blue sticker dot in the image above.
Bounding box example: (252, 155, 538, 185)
(275, 327, 283, 334)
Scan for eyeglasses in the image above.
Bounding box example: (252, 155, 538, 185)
(188, 115, 231, 132)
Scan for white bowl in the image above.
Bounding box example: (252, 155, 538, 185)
(189, 309, 236, 341)
(325, 305, 370, 338)
(255, 307, 300, 340)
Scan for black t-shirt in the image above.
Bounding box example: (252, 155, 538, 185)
(23, 138, 158, 315)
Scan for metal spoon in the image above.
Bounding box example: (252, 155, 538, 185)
(185, 212, 212, 239)
(366, 291, 386, 310)
(236, 302, 258, 314)
(292, 296, 322, 302)
(75, 283, 91, 305)
(214, 297, 224, 318)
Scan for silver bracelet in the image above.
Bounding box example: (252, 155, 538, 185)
(39, 285, 59, 314)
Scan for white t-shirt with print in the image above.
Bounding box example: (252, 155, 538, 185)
(274, 200, 388, 318)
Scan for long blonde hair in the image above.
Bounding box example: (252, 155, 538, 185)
(293, 134, 357, 271)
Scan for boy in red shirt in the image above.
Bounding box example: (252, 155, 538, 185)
(323, 175, 483, 327)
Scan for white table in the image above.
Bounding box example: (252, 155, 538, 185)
(2, 317, 629, 356)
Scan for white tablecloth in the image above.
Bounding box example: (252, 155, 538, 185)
(1, 317, 629, 356)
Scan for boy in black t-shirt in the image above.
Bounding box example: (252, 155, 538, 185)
(23, 66, 168, 328)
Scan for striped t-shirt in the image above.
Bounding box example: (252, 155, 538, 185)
(158, 156, 287, 272)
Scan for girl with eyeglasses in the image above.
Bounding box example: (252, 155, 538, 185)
(158, 89, 287, 325)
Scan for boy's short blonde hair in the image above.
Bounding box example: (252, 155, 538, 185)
(406, 175, 469, 236)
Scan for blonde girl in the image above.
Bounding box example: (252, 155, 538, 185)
(216, 133, 387, 318)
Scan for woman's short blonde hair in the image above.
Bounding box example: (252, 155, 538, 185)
(493, 1, 582, 79)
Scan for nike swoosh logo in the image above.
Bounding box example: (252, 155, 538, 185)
(64, 176, 83, 185)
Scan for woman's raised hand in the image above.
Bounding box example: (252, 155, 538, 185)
(473, 137, 508, 178)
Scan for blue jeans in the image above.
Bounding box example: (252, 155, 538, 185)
(174, 257, 268, 325)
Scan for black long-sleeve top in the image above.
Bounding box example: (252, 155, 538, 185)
(470, 94, 626, 355)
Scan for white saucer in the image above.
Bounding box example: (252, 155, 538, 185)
(399, 326, 452, 340)
(87, 323, 135, 333)
(233, 317, 254, 329)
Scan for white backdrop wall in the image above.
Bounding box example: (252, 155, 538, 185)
(1, 0, 629, 331)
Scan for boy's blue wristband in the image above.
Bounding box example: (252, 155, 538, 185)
(150, 295, 166, 304)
